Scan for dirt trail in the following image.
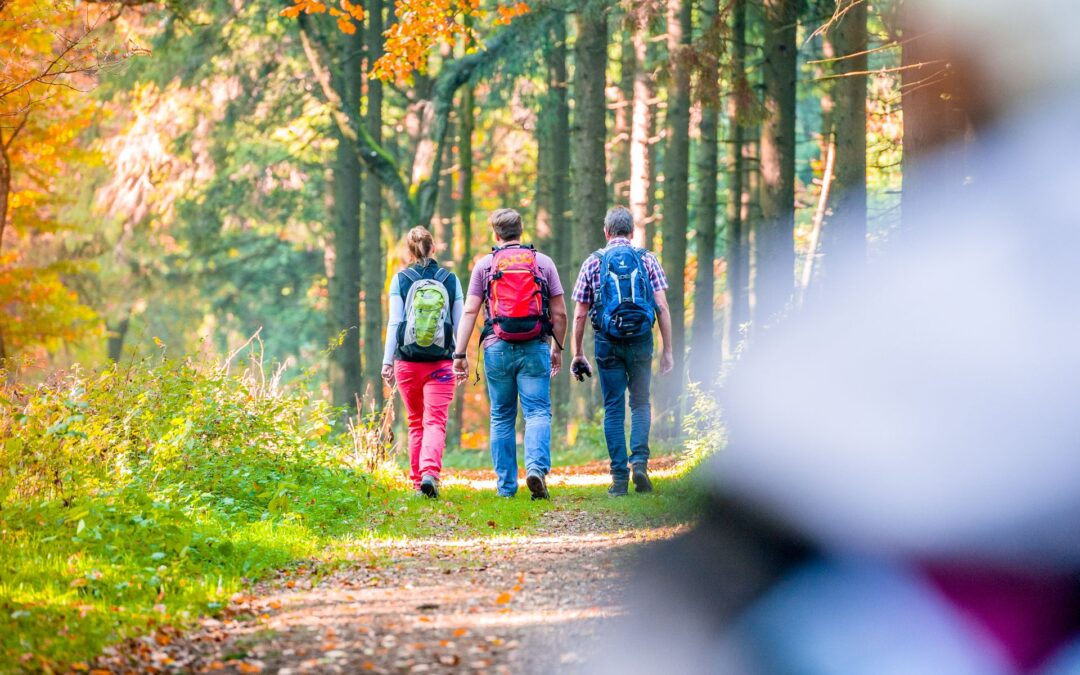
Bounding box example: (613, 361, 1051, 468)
(90, 466, 685, 675)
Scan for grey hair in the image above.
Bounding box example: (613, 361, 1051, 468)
(604, 206, 634, 238)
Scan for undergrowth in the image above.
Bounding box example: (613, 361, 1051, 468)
(0, 343, 713, 672)
(0, 346, 394, 672)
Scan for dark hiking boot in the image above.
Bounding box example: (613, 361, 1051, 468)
(632, 464, 653, 493)
(526, 470, 550, 500)
(420, 474, 439, 499)
(608, 480, 629, 497)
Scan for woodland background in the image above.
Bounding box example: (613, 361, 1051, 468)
(1, 0, 961, 446)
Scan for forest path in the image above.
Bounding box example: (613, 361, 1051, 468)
(91, 459, 688, 674)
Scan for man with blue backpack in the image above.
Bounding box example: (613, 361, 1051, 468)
(570, 206, 674, 497)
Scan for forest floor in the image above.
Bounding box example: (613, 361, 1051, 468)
(86, 455, 701, 674)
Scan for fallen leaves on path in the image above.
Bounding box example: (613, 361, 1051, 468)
(88, 466, 687, 674)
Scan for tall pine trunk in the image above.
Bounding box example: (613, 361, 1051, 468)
(450, 79, 476, 448)
(573, 0, 608, 257)
(821, 0, 867, 284)
(756, 0, 798, 327)
(901, 7, 969, 232)
(0, 142, 9, 363)
(571, 0, 608, 430)
(723, 0, 749, 359)
(612, 20, 633, 205)
(691, 0, 721, 383)
(628, 4, 656, 247)
(659, 0, 691, 429)
(538, 16, 572, 438)
(330, 29, 364, 411)
(361, 0, 385, 409)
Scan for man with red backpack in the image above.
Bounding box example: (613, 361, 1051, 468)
(452, 208, 568, 499)
(570, 206, 674, 497)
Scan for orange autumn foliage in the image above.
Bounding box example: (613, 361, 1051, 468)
(280, 0, 365, 35)
(0, 0, 135, 359)
(280, 0, 530, 83)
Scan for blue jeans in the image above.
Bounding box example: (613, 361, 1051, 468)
(483, 339, 552, 495)
(595, 335, 653, 481)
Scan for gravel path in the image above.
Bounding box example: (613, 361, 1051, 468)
(89, 469, 684, 674)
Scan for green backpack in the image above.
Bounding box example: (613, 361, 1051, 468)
(396, 263, 455, 362)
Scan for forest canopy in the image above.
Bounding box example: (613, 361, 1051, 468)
(1, 0, 935, 446)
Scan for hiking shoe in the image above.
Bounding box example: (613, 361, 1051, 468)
(607, 480, 629, 497)
(632, 464, 653, 493)
(526, 470, 550, 500)
(420, 474, 439, 499)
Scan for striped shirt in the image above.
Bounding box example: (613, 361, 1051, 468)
(571, 237, 668, 305)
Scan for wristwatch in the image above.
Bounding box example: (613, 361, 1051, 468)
(452, 352, 467, 359)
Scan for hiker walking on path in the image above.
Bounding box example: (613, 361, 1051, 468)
(452, 208, 568, 500)
(570, 206, 674, 497)
(382, 227, 464, 499)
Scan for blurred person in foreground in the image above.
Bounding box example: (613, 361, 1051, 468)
(592, 0, 1080, 673)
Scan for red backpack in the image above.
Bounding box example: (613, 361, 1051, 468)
(482, 244, 552, 343)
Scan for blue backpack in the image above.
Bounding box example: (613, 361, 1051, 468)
(590, 246, 656, 341)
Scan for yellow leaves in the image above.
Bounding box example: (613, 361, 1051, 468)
(236, 663, 264, 673)
(494, 591, 512, 605)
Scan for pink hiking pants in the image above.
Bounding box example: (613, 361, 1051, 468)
(394, 360, 456, 488)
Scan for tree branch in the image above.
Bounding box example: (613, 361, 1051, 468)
(297, 20, 418, 231)
(415, 6, 556, 225)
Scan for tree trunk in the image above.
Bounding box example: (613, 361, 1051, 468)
(691, 0, 721, 384)
(756, 0, 798, 327)
(0, 142, 9, 363)
(612, 20, 633, 205)
(658, 0, 691, 430)
(450, 79, 476, 449)
(629, 6, 657, 248)
(723, 0, 749, 360)
(821, 0, 867, 285)
(361, 0, 385, 409)
(571, 0, 608, 429)
(573, 0, 608, 258)
(538, 15, 572, 438)
(106, 316, 131, 362)
(435, 117, 455, 255)
(901, 7, 970, 232)
(330, 28, 364, 411)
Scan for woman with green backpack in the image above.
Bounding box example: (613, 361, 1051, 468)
(381, 227, 464, 498)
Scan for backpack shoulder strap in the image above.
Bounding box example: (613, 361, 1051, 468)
(398, 267, 422, 300)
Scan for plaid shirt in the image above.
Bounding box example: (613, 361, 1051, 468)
(571, 238, 668, 305)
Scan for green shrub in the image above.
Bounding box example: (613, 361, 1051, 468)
(0, 348, 386, 671)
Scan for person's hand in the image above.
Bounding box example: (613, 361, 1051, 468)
(381, 363, 395, 386)
(550, 348, 563, 377)
(571, 355, 592, 382)
(453, 356, 469, 384)
(659, 350, 674, 375)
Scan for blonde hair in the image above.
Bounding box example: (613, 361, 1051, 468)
(405, 226, 435, 263)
